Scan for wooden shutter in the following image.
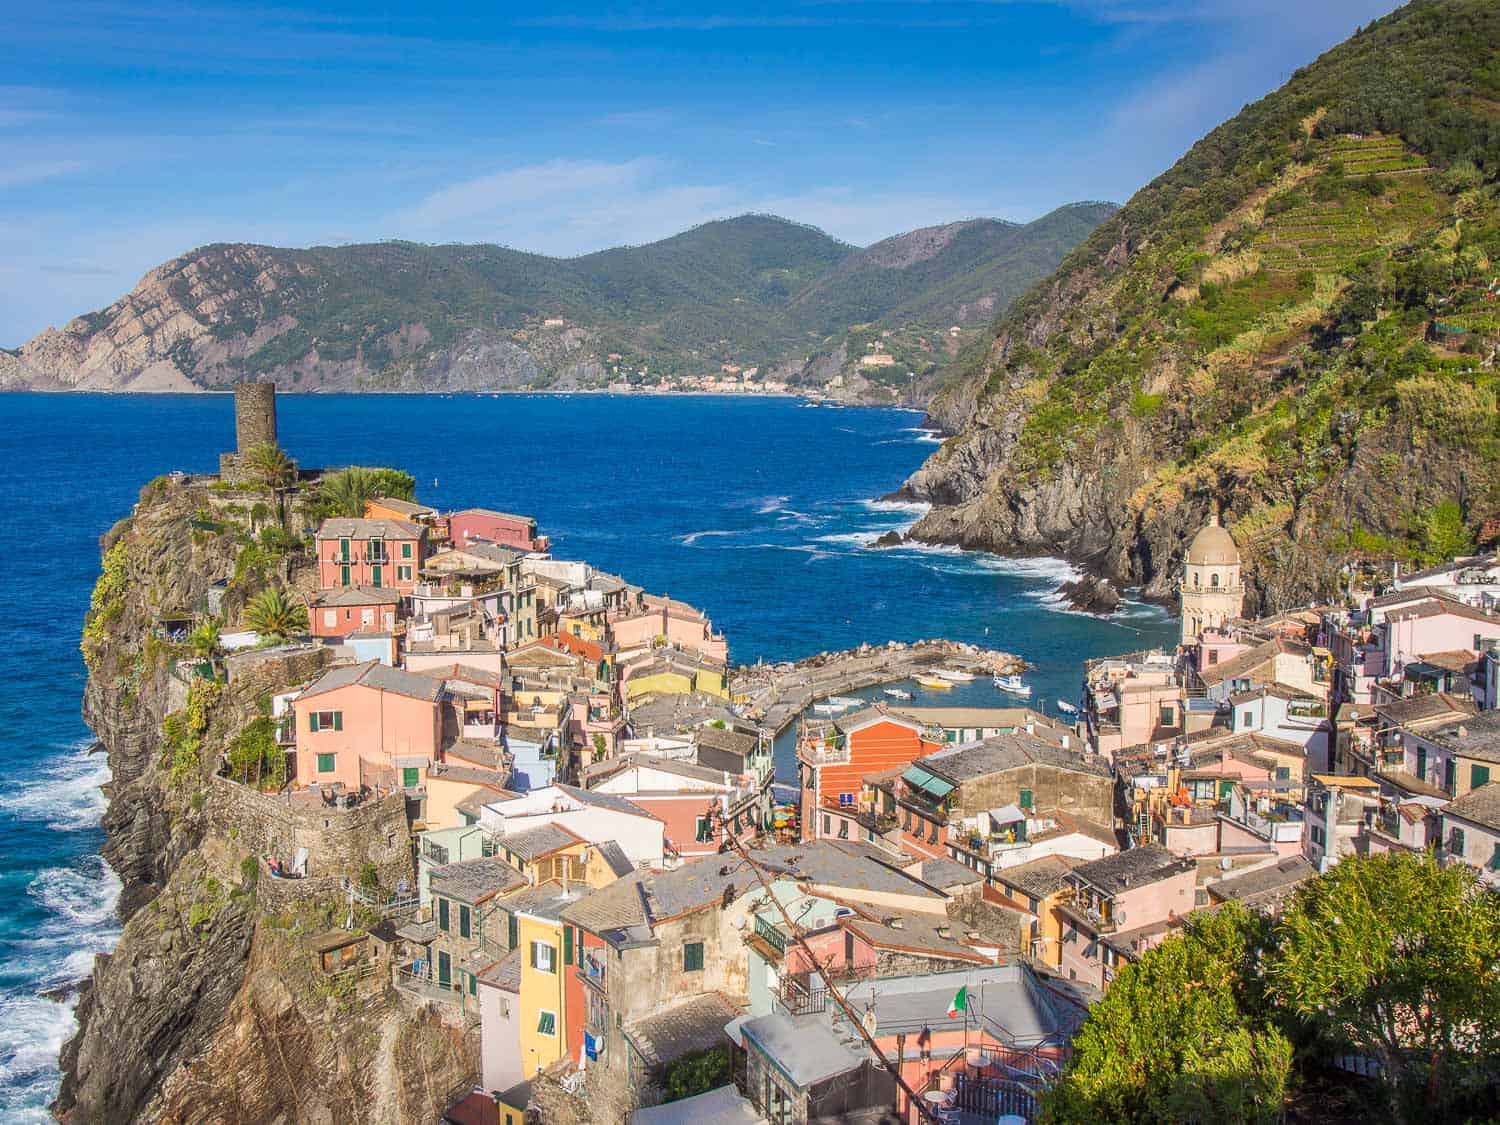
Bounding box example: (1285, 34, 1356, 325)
(332, 711, 342, 731)
(309, 712, 319, 732)
(564, 927, 573, 965)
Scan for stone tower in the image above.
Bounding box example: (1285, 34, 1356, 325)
(219, 381, 284, 483)
(1180, 514, 1244, 646)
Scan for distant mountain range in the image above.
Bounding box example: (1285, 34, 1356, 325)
(0, 204, 1116, 400)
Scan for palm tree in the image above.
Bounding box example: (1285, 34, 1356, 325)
(242, 586, 307, 640)
(317, 466, 378, 519)
(188, 619, 220, 660)
(243, 442, 295, 526)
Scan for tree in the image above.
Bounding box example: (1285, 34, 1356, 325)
(313, 466, 417, 520)
(188, 619, 220, 661)
(242, 585, 307, 640)
(225, 715, 284, 788)
(1265, 851, 1500, 1123)
(1042, 905, 1293, 1124)
(243, 442, 295, 526)
(1417, 499, 1474, 565)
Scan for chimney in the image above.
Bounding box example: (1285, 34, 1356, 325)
(886, 916, 904, 930)
(936, 924, 953, 939)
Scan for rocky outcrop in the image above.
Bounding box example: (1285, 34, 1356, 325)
(1058, 576, 1121, 616)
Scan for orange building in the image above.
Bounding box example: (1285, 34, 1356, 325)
(798, 707, 942, 843)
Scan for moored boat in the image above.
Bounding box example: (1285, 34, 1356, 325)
(1056, 698, 1079, 715)
(934, 669, 975, 682)
(993, 674, 1032, 697)
(915, 674, 954, 690)
(883, 687, 914, 701)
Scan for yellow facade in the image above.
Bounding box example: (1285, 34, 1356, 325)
(625, 665, 728, 702)
(516, 913, 568, 1076)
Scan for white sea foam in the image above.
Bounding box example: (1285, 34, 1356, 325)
(859, 498, 932, 517)
(29, 859, 122, 933)
(754, 495, 790, 514)
(974, 555, 1086, 585)
(901, 427, 944, 444)
(814, 531, 884, 547)
(0, 994, 76, 1120)
(0, 740, 110, 833)
(679, 529, 740, 546)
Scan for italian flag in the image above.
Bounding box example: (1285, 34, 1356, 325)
(946, 985, 968, 1019)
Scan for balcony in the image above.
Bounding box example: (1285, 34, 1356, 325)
(754, 914, 789, 954)
(798, 741, 849, 766)
(578, 951, 609, 992)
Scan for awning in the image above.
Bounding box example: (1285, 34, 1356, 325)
(902, 765, 955, 799)
(988, 804, 1025, 828)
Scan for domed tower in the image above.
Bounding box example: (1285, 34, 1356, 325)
(1180, 514, 1243, 646)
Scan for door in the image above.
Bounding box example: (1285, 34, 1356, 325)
(1416, 745, 1427, 781)
(402, 767, 420, 789)
(437, 950, 451, 988)
(371, 564, 383, 588)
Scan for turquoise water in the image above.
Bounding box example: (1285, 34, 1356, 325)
(0, 393, 1176, 1116)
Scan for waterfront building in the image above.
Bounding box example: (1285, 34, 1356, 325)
(1179, 515, 1244, 647)
(314, 516, 426, 592)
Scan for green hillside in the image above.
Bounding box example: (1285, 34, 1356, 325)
(908, 0, 1500, 605)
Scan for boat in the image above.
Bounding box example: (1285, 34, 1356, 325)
(812, 696, 863, 716)
(1056, 698, 1079, 716)
(934, 669, 975, 682)
(915, 674, 954, 690)
(883, 687, 914, 701)
(811, 702, 843, 716)
(826, 695, 863, 708)
(993, 674, 1032, 697)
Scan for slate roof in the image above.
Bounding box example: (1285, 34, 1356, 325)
(629, 1086, 763, 1125)
(1207, 856, 1314, 910)
(428, 856, 527, 905)
(916, 732, 1111, 783)
(299, 660, 445, 703)
(316, 517, 422, 539)
(841, 907, 990, 964)
(307, 586, 401, 607)
(585, 752, 728, 788)
(917, 856, 983, 890)
(1199, 638, 1306, 687)
(368, 495, 434, 518)
(1387, 597, 1500, 626)
(1421, 710, 1500, 765)
(552, 782, 655, 819)
(695, 726, 760, 758)
(1069, 844, 1194, 897)
(477, 947, 522, 992)
(1374, 692, 1479, 729)
(1443, 782, 1500, 832)
(596, 840, 635, 878)
(499, 879, 589, 922)
(623, 993, 739, 1069)
(993, 855, 1083, 900)
(501, 822, 584, 861)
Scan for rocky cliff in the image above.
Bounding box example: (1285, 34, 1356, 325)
(57, 475, 472, 1123)
(902, 0, 1500, 611)
(3, 208, 1114, 401)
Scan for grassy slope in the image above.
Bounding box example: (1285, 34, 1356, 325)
(929, 0, 1500, 579)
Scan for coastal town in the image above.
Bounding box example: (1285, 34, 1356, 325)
(84, 382, 1500, 1124)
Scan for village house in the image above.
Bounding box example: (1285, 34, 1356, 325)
(1082, 650, 1186, 760)
(582, 752, 762, 860)
(1304, 774, 1383, 873)
(1333, 691, 1477, 781)
(1202, 855, 1314, 915)
(798, 707, 944, 846)
(365, 495, 439, 528)
(891, 705, 1077, 748)
(620, 648, 727, 703)
(608, 595, 728, 664)
(479, 785, 666, 869)
(1054, 844, 1197, 990)
(423, 856, 528, 1013)
(292, 661, 443, 792)
(305, 586, 400, 640)
(315, 517, 426, 592)
(1225, 683, 1331, 768)
(448, 508, 548, 553)
(990, 855, 1082, 968)
(1396, 707, 1500, 801)
(1438, 782, 1500, 877)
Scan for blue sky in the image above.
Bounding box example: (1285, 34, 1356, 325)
(1, 0, 1403, 346)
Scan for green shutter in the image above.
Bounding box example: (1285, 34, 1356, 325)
(529, 941, 537, 969)
(309, 712, 319, 732)
(468, 972, 477, 996)
(371, 564, 382, 588)
(316, 753, 335, 773)
(564, 926, 574, 965)
(1473, 765, 1492, 789)
(332, 711, 342, 732)
(403, 541, 413, 559)
(403, 767, 420, 788)
(684, 942, 704, 971)
(1019, 788, 1033, 810)
(438, 899, 449, 932)
(460, 905, 471, 939)
(340, 564, 351, 586)
(508, 914, 518, 950)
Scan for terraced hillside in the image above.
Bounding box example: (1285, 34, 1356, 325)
(903, 0, 1500, 610)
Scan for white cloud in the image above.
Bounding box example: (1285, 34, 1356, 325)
(399, 157, 659, 230)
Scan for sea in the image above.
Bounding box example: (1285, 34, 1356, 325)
(0, 392, 1176, 1118)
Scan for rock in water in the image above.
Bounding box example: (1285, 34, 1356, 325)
(1058, 576, 1120, 615)
(869, 530, 905, 548)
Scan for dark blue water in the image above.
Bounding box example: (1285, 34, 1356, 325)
(0, 393, 1175, 1116)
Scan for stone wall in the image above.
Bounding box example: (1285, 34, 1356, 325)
(235, 381, 278, 452)
(206, 775, 414, 888)
(956, 762, 1115, 828)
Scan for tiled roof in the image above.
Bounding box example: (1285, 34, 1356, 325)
(307, 586, 401, 607)
(368, 496, 434, 517)
(1199, 638, 1304, 686)
(552, 782, 655, 819)
(1444, 781, 1500, 832)
(316, 517, 422, 539)
(451, 507, 535, 524)
(1070, 844, 1194, 897)
(1206, 856, 1313, 910)
(477, 947, 522, 992)
(917, 732, 1110, 783)
(299, 660, 444, 703)
(499, 879, 589, 922)
(1420, 709, 1500, 765)
(917, 856, 983, 890)
(596, 840, 634, 878)
(694, 726, 760, 758)
(1374, 691, 1478, 729)
(429, 856, 527, 904)
(624, 993, 740, 1069)
(993, 855, 1082, 900)
(841, 907, 991, 964)
(501, 822, 584, 861)
(587, 752, 729, 789)
(1386, 597, 1500, 626)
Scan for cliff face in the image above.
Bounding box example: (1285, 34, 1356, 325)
(902, 0, 1500, 608)
(58, 475, 471, 1123)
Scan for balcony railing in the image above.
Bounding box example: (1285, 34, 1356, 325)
(798, 742, 849, 766)
(754, 914, 788, 954)
(579, 952, 608, 991)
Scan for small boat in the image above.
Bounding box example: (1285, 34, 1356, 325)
(883, 687, 914, 701)
(993, 674, 1032, 697)
(811, 702, 843, 716)
(934, 669, 975, 682)
(826, 695, 863, 708)
(1056, 698, 1079, 716)
(915, 674, 954, 690)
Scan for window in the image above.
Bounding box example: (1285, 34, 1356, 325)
(438, 898, 450, 931)
(695, 816, 713, 843)
(459, 904, 471, 939)
(402, 767, 420, 789)
(1449, 827, 1467, 855)
(368, 538, 388, 563)
(1240, 710, 1253, 729)
(844, 930, 855, 963)
(1159, 704, 1176, 728)
(928, 821, 939, 844)
(1207, 650, 1218, 665)
(371, 564, 383, 588)
(338, 537, 351, 562)
(1018, 788, 1033, 810)
(322, 610, 337, 628)
(1276, 766, 1291, 781)
(1027, 895, 1040, 913)
(837, 819, 849, 840)
(340, 564, 351, 587)
(309, 710, 342, 732)
(316, 752, 335, 773)
(822, 815, 831, 835)
(537, 1010, 557, 1036)
(838, 792, 853, 806)
(402, 541, 413, 559)
(683, 942, 704, 971)
(531, 941, 556, 973)
(467, 971, 477, 996)
(1446, 759, 1458, 792)
(507, 913, 518, 950)
(1473, 765, 1492, 789)
(397, 565, 412, 582)
(1211, 573, 1220, 588)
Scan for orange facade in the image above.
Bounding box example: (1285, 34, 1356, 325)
(799, 716, 941, 843)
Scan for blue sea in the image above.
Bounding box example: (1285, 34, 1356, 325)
(0, 393, 1176, 1117)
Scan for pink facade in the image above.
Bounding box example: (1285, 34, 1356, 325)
(292, 679, 440, 791)
(610, 598, 728, 663)
(315, 518, 425, 593)
(448, 508, 545, 552)
(308, 593, 399, 639)
(1057, 856, 1196, 991)
(1198, 631, 1248, 673)
(1383, 608, 1500, 679)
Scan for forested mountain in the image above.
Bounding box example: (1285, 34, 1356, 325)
(902, 0, 1500, 608)
(0, 207, 1113, 399)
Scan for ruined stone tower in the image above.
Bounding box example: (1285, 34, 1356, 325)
(219, 381, 284, 482)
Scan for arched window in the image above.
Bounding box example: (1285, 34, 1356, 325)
(1211, 573, 1220, 588)
(1192, 571, 1200, 588)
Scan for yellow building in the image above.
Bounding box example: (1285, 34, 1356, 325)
(992, 855, 1082, 969)
(506, 882, 581, 1077)
(624, 653, 728, 702)
(494, 821, 631, 890)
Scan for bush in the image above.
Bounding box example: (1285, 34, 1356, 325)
(661, 1045, 731, 1103)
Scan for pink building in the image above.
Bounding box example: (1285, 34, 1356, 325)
(1054, 844, 1197, 990)
(315, 517, 425, 593)
(306, 587, 400, 639)
(447, 508, 548, 552)
(292, 662, 443, 791)
(583, 753, 760, 858)
(609, 595, 728, 663)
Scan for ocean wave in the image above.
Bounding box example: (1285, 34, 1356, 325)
(975, 556, 1086, 585)
(679, 529, 741, 546)
(901, 427, 944, 445)
(28, 857, 121, 933)
(0, 994, 76, 1121)
(814, 531, 883, 547)
(754, 495, 790, 514)
(0, 741, 110, 833)
(859, 498, 932, 517)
